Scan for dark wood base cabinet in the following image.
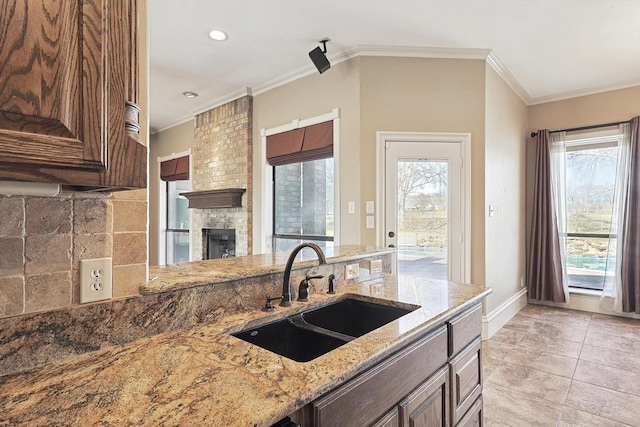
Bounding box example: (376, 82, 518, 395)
(290, 303, 484, 427)
(456, 396, 483, 427)
(399, 365, 449, 427)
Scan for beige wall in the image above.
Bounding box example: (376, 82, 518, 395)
(359, 57, 487, 285)
(484, 65, 528, 314)
(151, 58, 637, 320)
(160, 57, 491, 287)
(528, 86, 640, 132)
(252, 58, 362, 249)
(252, 56, 490, 287)
(148, 120, 194, 265)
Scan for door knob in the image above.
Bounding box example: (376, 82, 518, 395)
(388, 231, 395, 238)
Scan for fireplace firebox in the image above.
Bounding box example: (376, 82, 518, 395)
(203, 228, 236, 259)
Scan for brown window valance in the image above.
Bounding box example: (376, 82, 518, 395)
(160, 155, 189, 181)
(266, 120, 333, 166)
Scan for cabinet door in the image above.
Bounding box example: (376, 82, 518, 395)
(313, 327, 448, 427)
(372, 407, 400, 427)
(449, 338, 482, 426)
(398, 365, 449, 427)
(456, 396, 482, 427)
(0, 0, 146, 190)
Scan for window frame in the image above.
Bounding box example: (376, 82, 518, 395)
(564, 130, 621, 291)
(258, 109, 340, 254)
(157, 149, 192, 265)
(165, 179, 191, 264)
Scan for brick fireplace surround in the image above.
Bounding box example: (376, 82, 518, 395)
(191, 96, 253, 259)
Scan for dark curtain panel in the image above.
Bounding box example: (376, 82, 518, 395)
(621, 116, 640, 313)
(527, 130, 567, 303)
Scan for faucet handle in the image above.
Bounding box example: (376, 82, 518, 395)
(298, 275, 323, 302)
(297, 275, 324, 302)
(263, 296, 281, 312)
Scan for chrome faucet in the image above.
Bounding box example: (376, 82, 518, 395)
(281, 243, 327, 307)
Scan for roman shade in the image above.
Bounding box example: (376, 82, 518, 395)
(160, 155, 189, 181)
(266, 120, 333, 166)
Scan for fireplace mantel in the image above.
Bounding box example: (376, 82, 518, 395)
(180, 188, 245, 209)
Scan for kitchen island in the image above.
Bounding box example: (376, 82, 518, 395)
(0, 247, 489, 427)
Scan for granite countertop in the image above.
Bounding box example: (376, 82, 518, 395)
(143, 245, 396, 294)
(0, 275, 490, 427)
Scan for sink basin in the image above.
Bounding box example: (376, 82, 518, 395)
(232, 297, 417, 362)
(302, 298, 414, 337)
(232, 317, 349, 362)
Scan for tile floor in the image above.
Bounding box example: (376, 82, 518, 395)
(483, 304, 640, 427)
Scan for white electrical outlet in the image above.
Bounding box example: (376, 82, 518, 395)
(80, 257, 113, 303)
(345, 263, 360, 280)
(370, 259, 383, 274)
(520, 276, 525, 288)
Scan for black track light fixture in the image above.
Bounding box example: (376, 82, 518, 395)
(309, 38, 331, 74)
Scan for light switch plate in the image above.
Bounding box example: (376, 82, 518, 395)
(366, 215, 374, 229)
(366, 201, 375, 214)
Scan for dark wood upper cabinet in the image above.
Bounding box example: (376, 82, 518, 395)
(0, 0, 146, 191)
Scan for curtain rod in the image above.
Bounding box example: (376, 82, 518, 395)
(530, 120, 631, 138)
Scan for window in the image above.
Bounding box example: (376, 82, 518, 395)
(273, 158, 334, 252)
(166, 180, 190, 264)
(266, 120, 335, 252)
(159, 154, 190, 265)
(565, 134, 619, 290)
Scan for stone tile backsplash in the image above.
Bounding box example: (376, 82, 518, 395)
(0, 189, 147, 319)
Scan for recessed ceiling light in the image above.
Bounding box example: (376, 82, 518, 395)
(208, 30, 228, 41)
(182, 91, 199, 98)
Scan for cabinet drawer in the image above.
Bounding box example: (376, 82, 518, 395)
(456, 396, 483, 427)
(449, 338, 482, 426)
(313, 326, 448, 427)
(448, 304, 482, 356)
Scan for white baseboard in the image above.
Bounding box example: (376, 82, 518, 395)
(482, 288, 528, 340)
(548, 290, 640, 320)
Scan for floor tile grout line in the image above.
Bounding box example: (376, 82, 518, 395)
(486, 307, 640, 427)
(564, 379, 640, 426)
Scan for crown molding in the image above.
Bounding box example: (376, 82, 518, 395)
(172, 45, 499, 128)
(152, 87, 253, 134)
(357, 45, 492, 60)
(528, 78, 640, 106)
(486, 51, 532, 105)
(152, 45, 639, 134)
(152, 116, 193, 135)
(188, 87, 253, 118)
(252, 48, 360, 97)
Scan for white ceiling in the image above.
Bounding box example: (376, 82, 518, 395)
(149, 0, 640, 133)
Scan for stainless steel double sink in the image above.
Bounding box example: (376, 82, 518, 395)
(232, 297, 418, 362)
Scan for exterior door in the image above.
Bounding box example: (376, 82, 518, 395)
(384, 140, 464, 282)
